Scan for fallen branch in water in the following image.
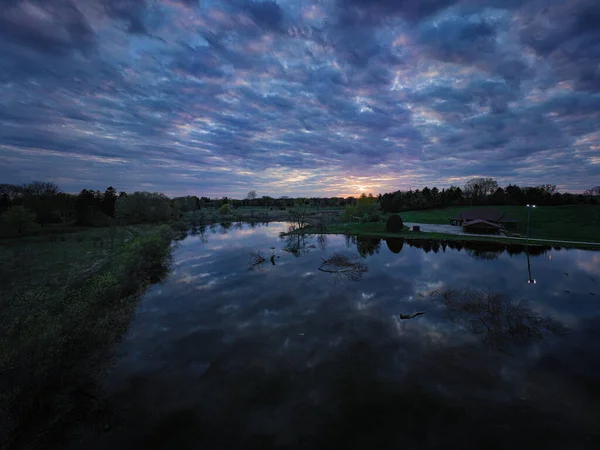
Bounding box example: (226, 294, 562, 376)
(399, 312, 425, 320)
(318, 253, 368, 281)
(248, 251, 266, 270)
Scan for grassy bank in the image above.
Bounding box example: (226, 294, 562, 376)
(301, 222, 600, 250)
(400, 205, 600, 242)
(0, 225, 175, 450)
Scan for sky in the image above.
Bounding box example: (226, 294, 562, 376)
(0, 0, 599, 198)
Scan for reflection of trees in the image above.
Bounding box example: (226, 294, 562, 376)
(464, 249, 501, 260)
(432, 289, 567, 353)
(219, 222, 232, 233)
(318, 253, 368, 281)
(317, 234, 328, 251)
(404, 240, 553, 258)
(385, 238, 404, 254)
(463, 242, 504, 260)
(355, 236, 381, 258)
(195, 225, 208, 243)
(282, 230, 313, 257)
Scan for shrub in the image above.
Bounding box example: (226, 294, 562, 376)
(1, 206, 40, 237)
(219, 203, 231, 215)
(386, 214, 404, 232)
(118, 225, 173, 285)
(344, 205, 358, 220)
(170, 221, 189, 232)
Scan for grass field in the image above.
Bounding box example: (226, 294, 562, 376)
(311, 221, 600, 249)
(399, 205, 600, 242)
(0, 224, 174, 449)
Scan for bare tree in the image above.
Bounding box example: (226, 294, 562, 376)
(463, 178, 498, 201)
(288, 205, 309, 231)
(584, 186, 600, 196)
(246, 190, 257, 200)
(539, 184, 558, 195)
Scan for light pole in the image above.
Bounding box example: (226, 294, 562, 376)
(526, 204, 536, 284)
(527, 250, 536, 284)
(526, 204, 536, 245)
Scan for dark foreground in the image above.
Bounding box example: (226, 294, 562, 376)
(67, 223, 600, 449)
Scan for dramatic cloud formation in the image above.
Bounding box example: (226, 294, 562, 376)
(0, 0, 598, 197)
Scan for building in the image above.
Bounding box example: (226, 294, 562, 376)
(449, 208, 518, 232)
(461, 219, 502, 234)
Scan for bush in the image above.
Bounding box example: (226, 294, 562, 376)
(369, 211, 381, 222)
(170, 221, 189, 232)
(219, 203, 231, 215)
(1, 206, 40, 237)
(386, 214, 404, 232)
(118, 225, 173, 285)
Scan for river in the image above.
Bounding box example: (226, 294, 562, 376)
(80, 222, 600, 449)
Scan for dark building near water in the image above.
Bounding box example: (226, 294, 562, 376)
(450, 209, 518, 234)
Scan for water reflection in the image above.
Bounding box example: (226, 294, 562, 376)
(87, 223, 600, 450)
(385, 238, 404, 254)
(432, 289, 567, 353)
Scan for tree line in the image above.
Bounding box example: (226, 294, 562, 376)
(380, 178, 599, 213)
(1, 179, 598, 237)
(0, 182, 358, 237)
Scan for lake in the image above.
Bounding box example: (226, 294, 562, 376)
(83, 222, 600, 449)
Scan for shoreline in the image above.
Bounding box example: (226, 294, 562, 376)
(284, 224, 600, 250)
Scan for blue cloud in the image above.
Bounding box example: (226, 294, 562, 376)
(0, 0, 598, 196)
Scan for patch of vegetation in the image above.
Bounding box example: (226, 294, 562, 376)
(0, 225, 174, 449)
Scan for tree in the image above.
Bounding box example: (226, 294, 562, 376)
(23, 181, 60, 197)
(102, 186, 118, 218)
(386, 214, 404, 232)
(1, 206, 39, 236)
(584, 186, 600, 196)
(246, 190, 257, 200)
(115, 192, 174, 225)
(21, 181, 62, 224)
(539, 184, 558, 195)
(464, 178, 498, 200)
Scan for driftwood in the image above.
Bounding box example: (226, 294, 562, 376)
(248, 251, 266, 270)
(400, 312, 425, 320)
(318, 253, 368, 281)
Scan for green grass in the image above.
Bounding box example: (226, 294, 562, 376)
(306, 221, 600, 249)
(398, 205, 600, 242)
(0, 225, 174, 449)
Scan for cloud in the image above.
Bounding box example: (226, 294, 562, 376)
(0, 0, 598, 196)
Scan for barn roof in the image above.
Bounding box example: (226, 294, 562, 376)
(462, 219, 501, 228)
(452, 209, 517, 223)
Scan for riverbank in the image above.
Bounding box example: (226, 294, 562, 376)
(293, 222, 600, 250)
(0, 224, 175, 450)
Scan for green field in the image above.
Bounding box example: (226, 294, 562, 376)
(399, 205, 600, 242)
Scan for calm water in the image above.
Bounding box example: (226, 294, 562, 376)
(87, 223, 600, 449)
